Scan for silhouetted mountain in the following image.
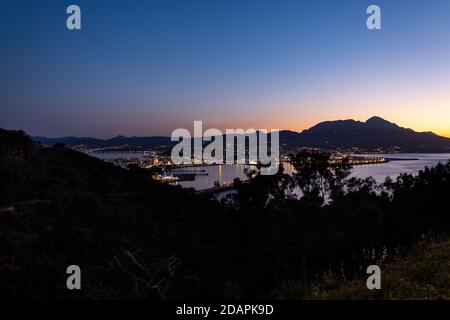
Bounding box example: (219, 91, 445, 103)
(33, 116, 450, 153)
(365, 116, 399, 129)
(281, 116, 450, 152)
(34, 135, 174, 150)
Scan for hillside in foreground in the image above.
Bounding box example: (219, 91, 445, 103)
(2, 128, 450, 300)
(278, 237, 450, 300)
(0, 128, 227, 299)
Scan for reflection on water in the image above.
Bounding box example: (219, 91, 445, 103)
(90, 152, 450, 191)
(350, 153, 450, 183)
(177, 154, 450, 190)
(172, 164, 255, 190)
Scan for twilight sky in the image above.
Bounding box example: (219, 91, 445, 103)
(1, 0, 450, 138)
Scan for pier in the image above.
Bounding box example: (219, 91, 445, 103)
(170, 169, 208, 176)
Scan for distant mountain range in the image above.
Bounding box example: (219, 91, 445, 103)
(34, 135, 174, 150)
(33, 116, 450, 153)
(280, 116, 450, 153)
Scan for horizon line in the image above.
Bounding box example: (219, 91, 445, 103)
(9, 115, 449, 140)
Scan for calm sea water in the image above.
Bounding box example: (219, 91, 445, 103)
(178, 154, 450, 190)
(350, 153, 450, 183)
(90, 152, 450, 191)
(173, 164, 255, 190)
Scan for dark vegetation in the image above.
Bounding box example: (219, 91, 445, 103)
(278, 237, 450, 299)
(1, 128, 450, 299)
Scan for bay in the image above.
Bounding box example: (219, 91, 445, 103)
(90, 152, 450, 191)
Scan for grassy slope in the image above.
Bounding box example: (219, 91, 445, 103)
(279, 238, 450, 300)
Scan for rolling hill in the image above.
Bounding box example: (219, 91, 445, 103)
(282, 116, 450, 152)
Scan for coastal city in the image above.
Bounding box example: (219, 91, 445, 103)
(68, 142, 391, 192)
(2, 0, 450, 305)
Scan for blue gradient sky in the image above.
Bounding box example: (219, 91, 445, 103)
(1, 0, 450, 137)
